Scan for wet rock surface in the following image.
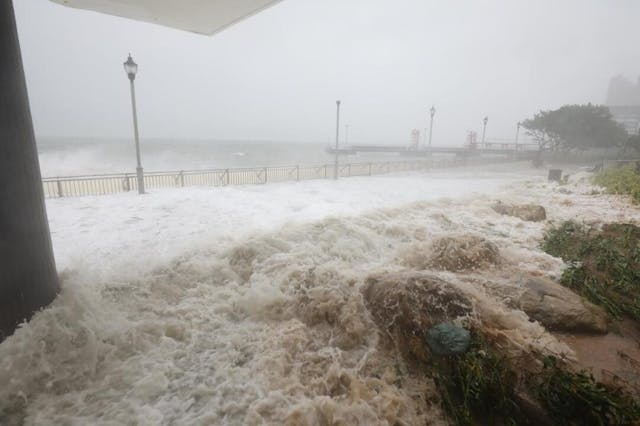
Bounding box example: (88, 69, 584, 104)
(492, 201, 547, 222)
(425, 323, 471, 356)
(362, 271, 472, 362)
(426, 234, 500, 272)
(515, 275, 608, 334)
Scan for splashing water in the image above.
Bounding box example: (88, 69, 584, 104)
(2, 164, 639, 425)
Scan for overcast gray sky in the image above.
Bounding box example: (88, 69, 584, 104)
(15, 0, 640, 145)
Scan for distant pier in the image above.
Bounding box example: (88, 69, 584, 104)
(326, 142, 540, 159)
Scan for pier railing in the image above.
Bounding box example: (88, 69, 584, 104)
(42, 157, 508, 198)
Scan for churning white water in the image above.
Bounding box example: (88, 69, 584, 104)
(36, 138, 414, 177)
(2, 163, 638, 425)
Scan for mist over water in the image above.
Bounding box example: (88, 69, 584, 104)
(37, 138, 417, 176)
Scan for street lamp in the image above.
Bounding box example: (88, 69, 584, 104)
(334, 100, 341, 180)
(482, 116, 488, 144)
(428, 105, 436, 149)
(124, 54, 145, 194)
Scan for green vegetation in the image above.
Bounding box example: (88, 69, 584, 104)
(534, 356, 640, 425)
(433, 331, 524, 426)
(542, 221, 640, 320)
(431, 330, 640, 425)
(540, 220, 589, 262)
(521, 104, 628, 153)
(429, 166, 640, 425)
(593, 166, 640, 204)
(621, 133, 640, 156)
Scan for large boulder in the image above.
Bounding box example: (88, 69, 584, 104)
(362, 272, 472, 362)
(514, 275, 608, 334)
(492, 201, 547, 222)
(426, 235, 500, 272)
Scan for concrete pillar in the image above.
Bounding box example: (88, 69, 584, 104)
(0, 0, 59, 341)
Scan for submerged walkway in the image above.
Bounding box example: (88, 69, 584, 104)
(42, 157, 511, 198)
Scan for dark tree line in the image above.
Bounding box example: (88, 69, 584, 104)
(521, 104, 632, 154)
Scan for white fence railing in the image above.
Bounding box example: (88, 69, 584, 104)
(42, 157, 510, 198)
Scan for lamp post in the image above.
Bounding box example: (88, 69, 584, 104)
(482, 116, 488, 145)
(334, 100, 341, 180)
(515, 122, 521, 151)
(428, 106, 436, 150)
(345, 124, 349, 145)
(124, 54, 145, 194)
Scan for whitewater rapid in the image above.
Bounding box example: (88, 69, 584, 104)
(3, 163, 639, 425)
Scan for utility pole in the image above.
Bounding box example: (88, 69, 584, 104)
(334, 100, 341, 180)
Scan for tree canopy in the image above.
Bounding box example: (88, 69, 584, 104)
(624, 133, 640, 153)
(521, 104, 628, 151)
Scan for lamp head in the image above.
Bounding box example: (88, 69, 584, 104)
(123, 54, 138, 81)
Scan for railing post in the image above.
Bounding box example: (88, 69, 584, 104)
(348, 163, 351, 177)
(296, 165, 300, 181)
(179, 170, 184, 187)
(56, 178, 63, 198)
(324, 164, 328, 179)
(123, 174, 131, 192)
(387, 162, 390, 174)
(264, 167, 268, 184)
(368, 162, 372, 176)
(226, 169, 230, 186)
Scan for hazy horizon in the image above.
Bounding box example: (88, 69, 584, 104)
(15, 0, 640, 145)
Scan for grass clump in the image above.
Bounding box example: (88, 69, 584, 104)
(433, 331, 525, 426)
(540, 220, 590, 262)
(534, 356, 640, 425)
(431, 330, 640, 425)
(593, 166, 640, 203)
(542, 221, 640, 320)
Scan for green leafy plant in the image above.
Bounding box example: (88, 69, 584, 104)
(594, 166, 640, 204)
(430, 329, 640, 425)
(541, 220, 590, 262)
(542, 221, 640, 320)
(433, 331, 524, 426)
(533, 356, 640, 425)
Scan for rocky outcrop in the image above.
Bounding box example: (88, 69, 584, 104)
(426, 234, 500, 272)
(514, 275, 608, 334)
(492, 201, 547, 222)
(362, 271, 472, 362)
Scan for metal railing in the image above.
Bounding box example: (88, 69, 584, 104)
(468, 142, 539, 151)
(42, 157, 509, 199)
(602, 159, 640, 170)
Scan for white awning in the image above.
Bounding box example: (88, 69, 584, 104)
(49, 0, 284, 35)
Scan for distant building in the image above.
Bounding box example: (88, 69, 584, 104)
(606, 75, 640, 135)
